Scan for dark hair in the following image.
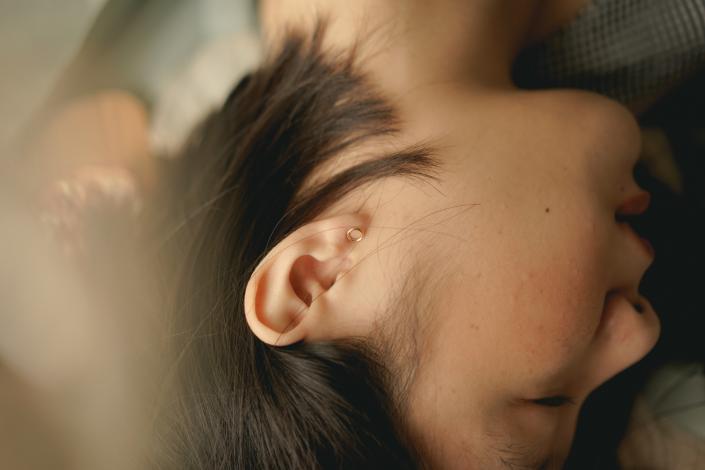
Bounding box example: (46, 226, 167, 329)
(155, 23, 440, 469)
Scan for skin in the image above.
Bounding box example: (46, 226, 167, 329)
(245, 1, 661, 467)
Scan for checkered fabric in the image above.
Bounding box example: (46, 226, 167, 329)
(513, 0, 705, 108)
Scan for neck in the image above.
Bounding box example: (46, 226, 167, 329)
(260, 0, 588, 93)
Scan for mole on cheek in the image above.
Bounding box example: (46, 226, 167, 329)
(545, 207, 550, 213)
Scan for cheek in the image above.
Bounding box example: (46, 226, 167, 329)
(512, 284, 604, 369)
(435, 258, 606, 392)
(494, 233, 610, 374)
(434, 200, 613, 382)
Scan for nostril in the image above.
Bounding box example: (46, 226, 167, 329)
(617, 191, 651, 216)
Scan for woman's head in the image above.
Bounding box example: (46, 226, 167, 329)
(358, 88, 661, 467)
(163, 24, 659, 469)
(161, 25, 435, 469)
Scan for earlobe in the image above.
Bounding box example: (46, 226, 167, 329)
(243, 214, 367, 346)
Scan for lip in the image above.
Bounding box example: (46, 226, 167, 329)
(618, 191, 651, 216)
(639, 236, 655, 258)
(619, 221, 655, 260)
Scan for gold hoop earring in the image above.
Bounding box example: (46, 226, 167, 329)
(346, 227, 364, 242)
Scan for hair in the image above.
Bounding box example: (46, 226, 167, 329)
(154, 23, 441, 469)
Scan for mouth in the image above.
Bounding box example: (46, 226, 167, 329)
(609, 219, 653, 318)
(617, 190, 651, 215)
(617, 219, 655, 259)
(615, 198, 655, 260)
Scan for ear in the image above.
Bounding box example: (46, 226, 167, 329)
(243, 213, 368, 346)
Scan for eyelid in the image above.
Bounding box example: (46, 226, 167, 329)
(532, 395, 576, 407)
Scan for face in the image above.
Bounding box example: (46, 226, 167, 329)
(337, 88, 660, 468)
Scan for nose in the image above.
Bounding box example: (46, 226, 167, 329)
(582, 291, 661, 392)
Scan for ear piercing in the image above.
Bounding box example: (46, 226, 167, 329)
(346, 227, 364, 242)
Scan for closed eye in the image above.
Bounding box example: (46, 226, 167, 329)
(532, 395, 575, 407)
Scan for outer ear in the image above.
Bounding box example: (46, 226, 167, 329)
(243, 213, 368, 346)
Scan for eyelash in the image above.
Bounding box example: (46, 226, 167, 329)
(532, 395, 575, 407)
